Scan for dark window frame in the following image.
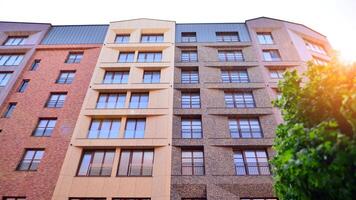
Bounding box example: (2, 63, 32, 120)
(257, 32, 274, 44)
(124, 118, 146, 138)
(117, 149, 154, 177)
(181, 51, 198, 62)
(234, 149, 271, 176)
(96, 93, 126, 109)
(118, 52, 135, 63)
(141, 34, 164, 43)
(3, 36, 28, 46)
(216, 32, 240, 42)
(181, 149, 205, 176)
(56, 70, 76, 84)
(181, 118, 202, 139)
(87, 119, 121, 139)
(228, 118, 263, 138)
(30, 59, 41, 71)
(181, 32, 197, 43)
(129, 93, 149, 109)
(76, 149, 115, 177)
(137, 52, 162, 63)
(32, 118, 57, 137)
(103, 71, 129, 84)
(45, 92, 67, 108)
(181, 70, 199, 84)
(224, 92, 256, 108)
(115, 34, 130, 44)
(3, 102, 17, 118)
(16, 148, 45, 171)
(221, 70, 249, 83)
(143, 71, 160, 83)
(65, 52, 83, 64)
(218, 50, 244, 62)
(0, 54, 24, 66)
(17, 79, 30, 92)
(181, 92, 200, 108)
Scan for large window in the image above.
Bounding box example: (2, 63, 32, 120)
(3, 197, 26, 200)
(181, 70, 199, 84)
(181, 32, 197, 42)
(257, 32, 274, 44)
(57, 71, 75, 84)
(313, 57, 328, 66)
(0, 54, 24, 66)
(118, 52, 135, 62)
(4, 36, 27, 46)
(305, 40, 326, 55)
(18, 79, 29, 92)
(124, 119, 146, 138)
(87, 119, 121, 138)
(30, 59, 41, 71)
(103, 71, 129, 84)
(141, 34, 164, 43)
(0, 72, 12, 86)
(181, 118, 202, 139)
(221, 70, 249, 83)
(137, 52, 162, 62)
(46, 93, 67, 108)
(143, 71, 160, 83)
(181, 150, 204, 175)
(224, 92, 255, 108)
(181, 92, 200, 108)
(117, 150, 154, 176)
(17, 149, 44, 171)
(229, 118, 262, 138)
(129, 93, 149, 108)
(181, 51, 198, 62)
(234, 150, 270, 175)
(77, 150, 115, 176)
(3, 102, 16, 118)
(113, 198, 150, 200)
(97, 93, 126, 108)
(218, 50, 244, 62)
(33, 118, 57, 137)
(66, 52, 83, 63)
(216, 32, 239, 42)
(115, 34, 130, 44)
(269, 69, 284, 79)
(69, 198, 106, 200)
(263, 50, 281, 61)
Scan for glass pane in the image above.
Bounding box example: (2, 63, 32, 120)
(78, 153, 92, 175)
(118, 151, 130, 176)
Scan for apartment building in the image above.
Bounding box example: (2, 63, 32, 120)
(52, 19, 175, 200)
(0, 17, 332, 200)
(171, 17, 332, 200)
(0, 25, 107, 200)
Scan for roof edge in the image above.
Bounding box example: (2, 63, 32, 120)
(110, 18, 175, 23)
(0, 21, 51, 25)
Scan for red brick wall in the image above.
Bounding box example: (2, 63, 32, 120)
(0, 45, 101, 200)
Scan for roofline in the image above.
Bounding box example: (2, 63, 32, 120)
(177, 22, 246, 25)
(110, 18, 175, 23)
(245, 16, 326, 37)
(51, 24, 109, 27)
(0, 21, 51, 25)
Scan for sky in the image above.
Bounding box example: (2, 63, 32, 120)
(1, 0, 355, 63)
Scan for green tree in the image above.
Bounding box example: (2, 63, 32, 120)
(271, 61, 356, 200)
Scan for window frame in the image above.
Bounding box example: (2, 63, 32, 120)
(263, 50, 281, 61)
(16, 149, 45, 171)
(30, 59, 41, 71)
(181, 92, 200, 109)
(257, 32, 274, 44)
(228, 118, 263, 138)
(234, 149, 271, 176)
(181, 118, 202, 139)
(96, 93, 126, 109)
(0, 54, 24, 66)
(115, 34, 130, 44)
(140, 34, 164, 43)
(181, 51, 198, 62)
(56, 70, 76, 84)
(218, 50, 244, 62)
(137, 52, 162, 63)
(3, 102, 17, 118)
(117, 149, 154, 177)
(3, 36, 28, 46)
(181, 70, 199, 84)
(181, 32, 197, 42)
(32, 118, 57, 137)
(124, 118, 146, 138)
(76, 150, 115, 177)
(45, 92, 67, 108)
(224, 92, 255, 108)
(65, 52, 83, 64)
(181, 149, 205, 176)
(118, 52, 135, 63)
(87, 119, 121, 139)
(129, 93, 149, 109)
(0, 72, 12, 86)
(103, 71, 129, 84)
(143, 71, 160, 83)
(221, 70, 249, 83)
(18, 79, 30, 92)
(216, 32, 240, 42)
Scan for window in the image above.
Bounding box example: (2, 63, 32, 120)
(3, 197, 26, 200)
(3, 103, 16, 118)
(181, 32, 197, 42)
(229, 118, 262, 138)
(30, 59, 40, 70)
(181, 150, 204, 175)
(218, 50, 244, 62)
(181, 70, 199, 84)
(234, 150, 270, 175)
(313, 57, 328, 65)
(305, 40, 326, 55)
(57, 71, 75, 84)
(129, 93, 149, 108)
(181, 51, 197, 62)
(113, 199, 150, 200)
(117, 150, 154, 176)
(224, 92, 255, 108)
(141, 34, 164, 43)
(103, 71, 129, 84)
(182, 199, 206, 200)
(181, 118, 202, 138)
(221, 70, 249, 83)
(270, 69, 284, 79)
(96, 93, 126, 109)
(216, 32, 239, 42)
(118, 52, 135, 63)
(87, 119, 120, 138)
(143, 71, 160, 83)
(137, 52, 162, 62)
(263, 50, 281, 61)
(69, 198, 106, 200)
(124, 119, 146, 138)
(241, 198, 277, 200)
(33, 118, 57, 137)
(0, 72, 12, 86)
(77, 150, 115, 176)
(17, 149, 44, 171)
(257, 32, 274, 44)
(181, 92, 200, 108)
(0, 54, 24, 66)
(66, 52, 83, 63)
(46, 93, 67, 108)
(4, 36, 27, 46)
(18, 79, 29, 92)
(115, 34, 130, 43)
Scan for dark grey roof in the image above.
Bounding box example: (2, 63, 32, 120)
(41, 25, 108, 45)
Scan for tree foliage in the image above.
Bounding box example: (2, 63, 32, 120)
(272, 61, 356, 200)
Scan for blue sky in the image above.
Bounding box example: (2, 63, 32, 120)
(2, 0, 355, 62)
